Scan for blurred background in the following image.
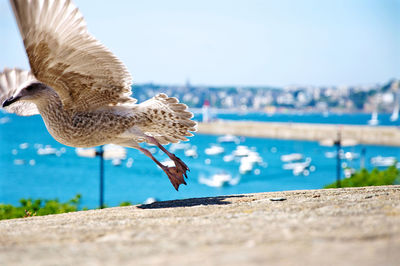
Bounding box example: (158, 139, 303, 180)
(0, 0, 399, 209)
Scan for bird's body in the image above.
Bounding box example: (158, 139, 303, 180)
(38, 92, 133, 148)
(32, 86, 193, 148)
(1, 0, 196, 190)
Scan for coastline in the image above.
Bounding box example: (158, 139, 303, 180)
(197, 121, 400, 146)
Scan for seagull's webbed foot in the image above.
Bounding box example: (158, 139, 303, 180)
(161, 166, 187, 191)
(170, 154, 189, 179)
(146, 136, 190, 178)
(138, 146, 188, 191)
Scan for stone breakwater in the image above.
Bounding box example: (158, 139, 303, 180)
(198, 121, 400, 146)
(0, 186, 399, 266)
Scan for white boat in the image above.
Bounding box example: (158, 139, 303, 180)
(184, 147, 198, 158)
(283, 158, 313, 176)
(325, 151, 336, 159)
(246, 151, 263, 164)
(13, 159, 25, 165)
(283, 161, 310, 170)
(75, 144, 126, 160)
(238, 152, 263, 174)
(19, 143, 29, 149)
(217, 134, 240, 144)
(293, 165, 309, 176)
(370, 156, 397, 167)
(169, 143, 191, 153)
(343, 151, 359, 161)
(239, 160, 253, 174)
(103, 144, 126, 160)
(112, 158, 122, 166)
(232, 145, 251, 157)
(280, 153, 303, 162)
(161, 159, 175, 168)
(205, 145, 224, 155)
(325, 151, 358, 160)
(368, 111, 379, 126)
(199, 172, 239, 187)
(76, 147, 96, 158)
(37, 146, 60, 156)
(223, 154, 235, 162)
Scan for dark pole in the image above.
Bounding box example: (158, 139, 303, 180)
(334, 131, 341, 188)
(360, 147, 366, 169)
(96, 145, 105, 209)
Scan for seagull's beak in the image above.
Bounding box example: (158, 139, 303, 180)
(2, 96, 21, 108)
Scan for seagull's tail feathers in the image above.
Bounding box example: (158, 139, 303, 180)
(138, 93, 197, 145)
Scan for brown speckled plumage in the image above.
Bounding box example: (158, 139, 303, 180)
(1, 0, 197, 190)
(34, 89, 196, 148)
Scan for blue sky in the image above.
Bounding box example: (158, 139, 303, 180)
(0, 0, 399, 87)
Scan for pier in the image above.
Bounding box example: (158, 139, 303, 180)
(198, 121, 400, 146)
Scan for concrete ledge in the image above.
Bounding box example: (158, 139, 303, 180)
(0, 186, 399, 265)
(198, 121, 400, 146)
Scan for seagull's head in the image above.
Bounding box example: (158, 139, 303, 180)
(2, 82, 49, 107)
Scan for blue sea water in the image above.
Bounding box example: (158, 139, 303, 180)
(1, 112, 399, 209)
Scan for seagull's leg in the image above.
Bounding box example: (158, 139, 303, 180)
(145, 136, 189, 178)
(114, 137, 187, 191)
(137, 147, 187, 191)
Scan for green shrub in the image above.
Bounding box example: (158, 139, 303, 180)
(119, 201, 132, 206)
(0, 194, 82, 220)
(324, 165, 400, 188)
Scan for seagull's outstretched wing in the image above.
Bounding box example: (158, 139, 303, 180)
(0, 68, 39, 116)
(10, 0, 135, 112)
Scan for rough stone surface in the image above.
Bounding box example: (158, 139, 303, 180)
(0, 186, 399, 266)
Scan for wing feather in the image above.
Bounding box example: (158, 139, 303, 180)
(10, 0, 136, 112)
(0, 68, 39, 116)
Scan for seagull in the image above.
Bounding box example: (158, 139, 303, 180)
(1, 0, 197, 191)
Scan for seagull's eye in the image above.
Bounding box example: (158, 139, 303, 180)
(25, 85, 34, 92)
